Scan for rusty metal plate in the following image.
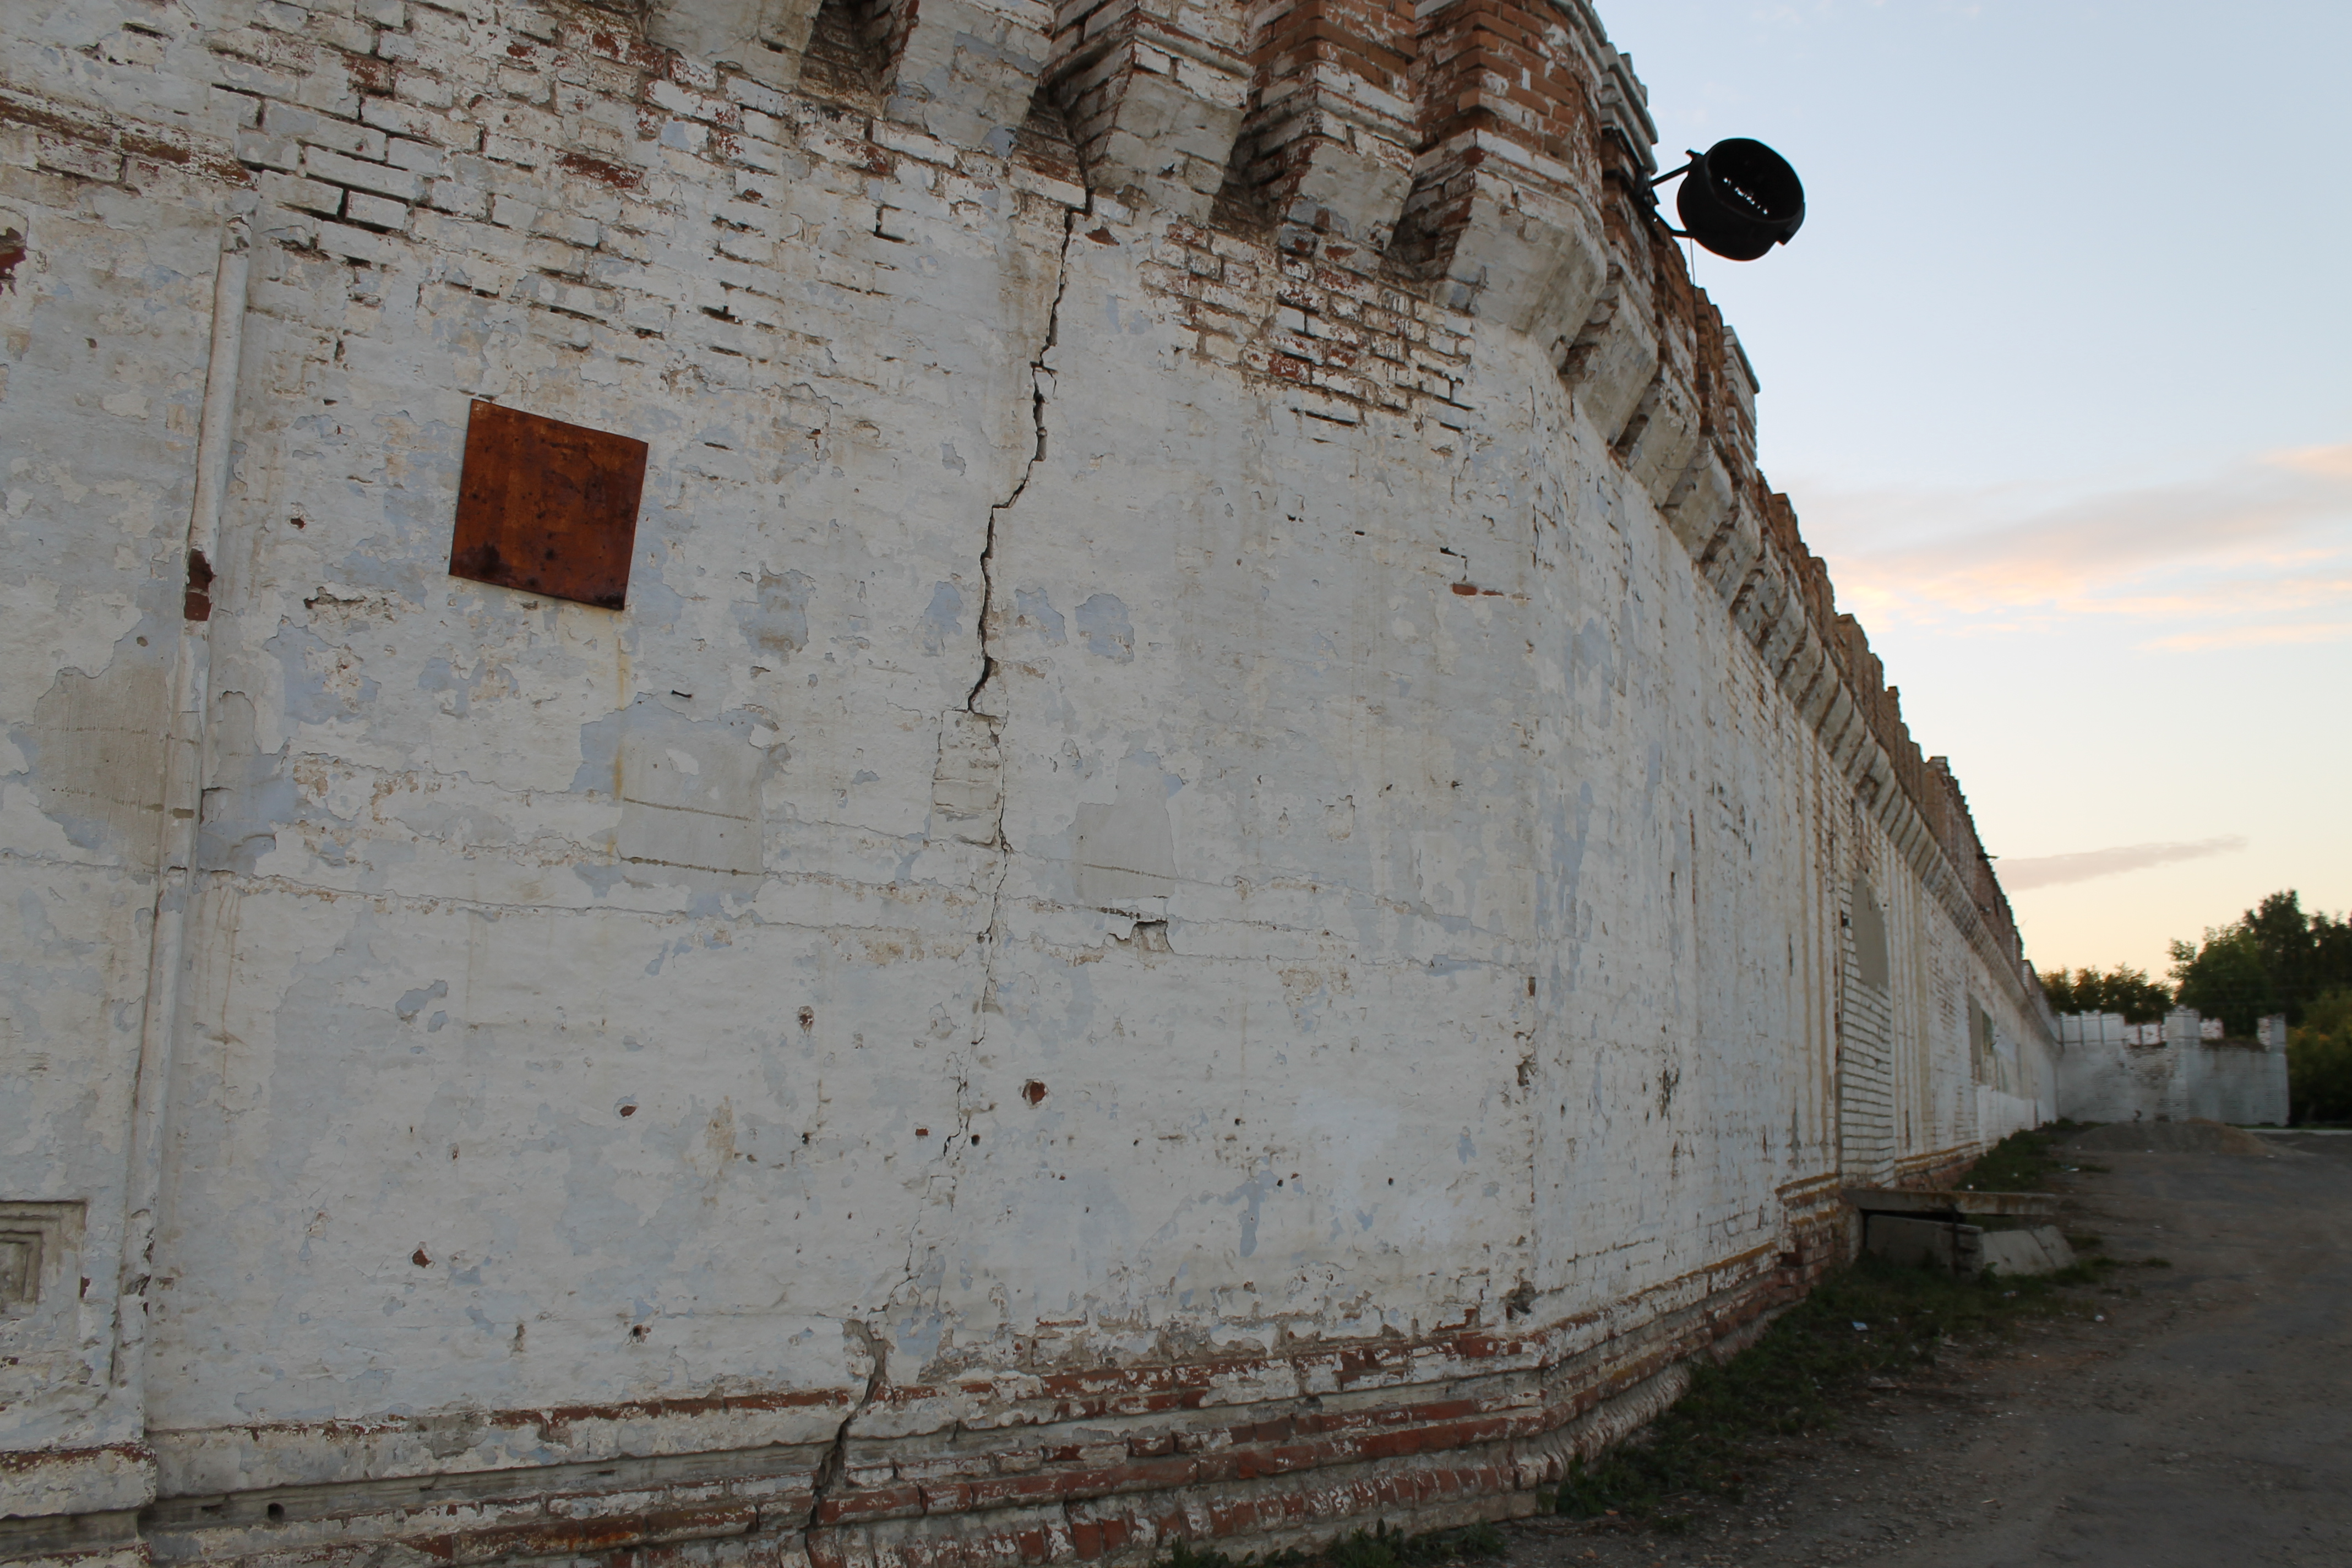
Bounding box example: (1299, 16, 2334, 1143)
(449, 400, 647, 610)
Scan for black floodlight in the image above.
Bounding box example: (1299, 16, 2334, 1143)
(1650, 139, 1805, 261)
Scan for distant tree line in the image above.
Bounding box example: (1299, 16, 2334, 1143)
(2039, 890, 2352, 1125)
(2168, 891, 2352, 1035)
(2038, 964, 2174, 1023)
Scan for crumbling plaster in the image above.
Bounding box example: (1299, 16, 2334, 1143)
(0, 0, 2052, 1559)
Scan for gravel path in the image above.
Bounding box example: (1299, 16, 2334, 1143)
(1502, 1130, 2352, 1568)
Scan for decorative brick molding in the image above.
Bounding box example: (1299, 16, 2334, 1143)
(1392, 0, 1610, 330)
(1230, 0, 1417, 243)
(876, 0, 1057, 153)
(648, 0, 830, 91)
(1047, 0, 1253, 219)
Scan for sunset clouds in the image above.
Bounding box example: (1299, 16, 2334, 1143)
(2000, 836, 2251, 893)
(1788, 444, 2352, 649)
(1614, 1, 2352, 979)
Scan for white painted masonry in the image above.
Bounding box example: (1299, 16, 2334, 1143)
(2055, 1011, 2288, 1127)
(0, 0, 2054, 1562)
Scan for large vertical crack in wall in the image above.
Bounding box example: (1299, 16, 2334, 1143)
(965, 205, 1080, 723)
(961, 203, 1080, 1002)
(880, 203, 1086, 1434)
(801, 1320, 890, 1549)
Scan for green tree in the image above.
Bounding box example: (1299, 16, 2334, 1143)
(2170, 928, 2272, 1036)
(2170, 890, 2352, 1035)
(2289, 990, 2352, 1125)
(2037, 964, 2173, 1023)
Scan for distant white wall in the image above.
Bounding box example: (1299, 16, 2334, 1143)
(2056, 1009, 2288, 1125)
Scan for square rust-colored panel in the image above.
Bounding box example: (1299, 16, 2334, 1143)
(450, 400, 649, 610)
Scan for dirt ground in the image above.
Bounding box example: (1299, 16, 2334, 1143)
(1501, 1129, 2352, 1568)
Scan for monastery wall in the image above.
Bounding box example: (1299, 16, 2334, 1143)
(0, 0, 2052, 1561)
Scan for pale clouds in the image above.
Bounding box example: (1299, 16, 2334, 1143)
(2001, 836, 2251, 892)
(2148, 618, 2352, 652)
(1784, 443, 2352, 649)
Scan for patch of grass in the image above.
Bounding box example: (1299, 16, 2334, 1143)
(1960, 1121, 2096, 1193)
(2136, 1256, 2171, 1268)
(2065, 1232, 2105, 1250)
(1161, 1520, 1506, 1568)
(2044, 1257, 2118, 1286)
(1551, 1254, 2086, 1523)
(1330, 1522, 1505, 1568)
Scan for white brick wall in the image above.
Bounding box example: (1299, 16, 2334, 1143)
(0, 0, 2054, 1552)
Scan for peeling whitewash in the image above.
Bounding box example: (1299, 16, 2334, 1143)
(0, 0, 2055, 1561)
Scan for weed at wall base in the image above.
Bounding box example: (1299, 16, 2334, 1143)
(1159, 1520, 1508, 1568)
(1552, 1253, 2096, 1523)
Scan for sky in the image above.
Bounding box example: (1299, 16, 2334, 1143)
(1602, 0, 2352, 983)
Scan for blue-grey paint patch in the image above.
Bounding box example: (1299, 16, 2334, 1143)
(939, 441, 966, 475)
(627, 571, 687, 638)
(1074, 594, 1133, 663)
(329, 538, 429, 603)
(892, 1304, 947, 1371)
(570, 698, 783, 894)
(199, 693, 299, 876)
(396, 979, 449, 1022)
(383, 787, 515, 847)
(269, 623, 382, 727)
(1570, 615, 1616, 722)
(736, 568, 814, 661)
(1280, 973, 1329, 1033)
(574, 863, 628, 899)
(1457, 1131, 1476, 1164)
(920, 582, 963, 657)
(573, 708, 625, 799)
(1012, 586, 1065, 645)
(571, 696, 772, 797)
(416, 656, 516, 719)
(1221, 1163, 1275, 1258)
(417, 657, 467, 713)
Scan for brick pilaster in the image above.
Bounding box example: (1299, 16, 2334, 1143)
(646, 0, 829, 91)
(871, 0, 1055, 152)
(1392, 0, 1607, 340)
(1047, 0, 1252, 219)
(1232, 0, 1417, 243)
